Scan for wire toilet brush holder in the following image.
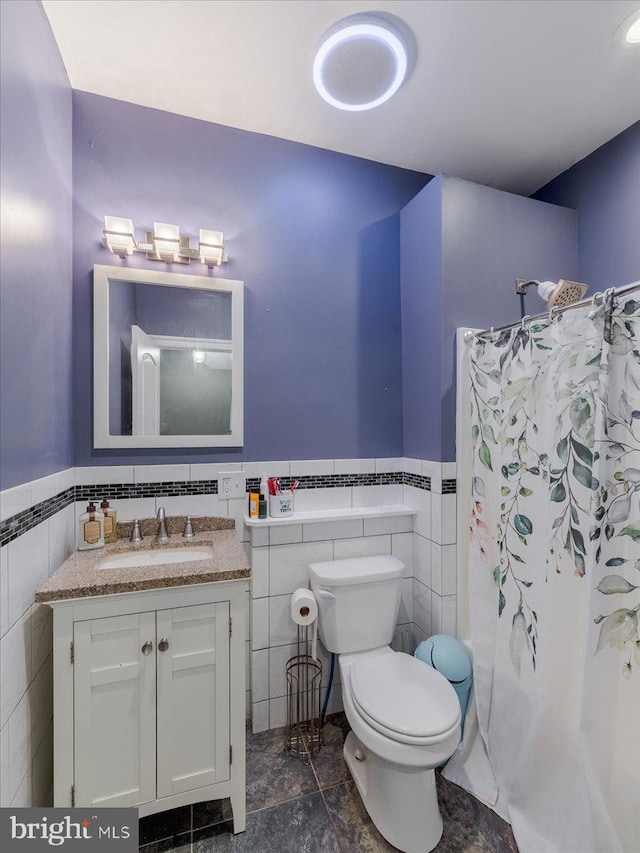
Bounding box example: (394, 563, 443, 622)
(285, 624, 323, 763)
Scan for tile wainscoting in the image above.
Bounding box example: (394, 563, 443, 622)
(0, 457, 457, 801)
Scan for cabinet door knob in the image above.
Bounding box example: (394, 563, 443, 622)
(141, 641, 153, 655)
(158, 638, 169, 652)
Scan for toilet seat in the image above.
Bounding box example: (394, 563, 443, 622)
(349, 652, 461, 745)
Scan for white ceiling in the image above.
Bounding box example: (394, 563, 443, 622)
(43, 0, 640, 195)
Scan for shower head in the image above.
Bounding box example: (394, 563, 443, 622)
(515, 279, 589, 309)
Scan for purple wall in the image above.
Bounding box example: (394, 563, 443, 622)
(73, 92, 428, 466)
(400, 176, 442, 460)
(534, 121, 640, 291)
(0, 0, 73, 490)
(400, 176, 577, 462)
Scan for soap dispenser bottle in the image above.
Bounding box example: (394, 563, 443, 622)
(78, 502, 105, 550)
(101, 498, 118, 544)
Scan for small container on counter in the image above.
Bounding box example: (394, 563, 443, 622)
(248, 492, 259, 518)
(78, 502, 105, 550)
(258, 494, 267, 518)
(101, 498, 118, 544)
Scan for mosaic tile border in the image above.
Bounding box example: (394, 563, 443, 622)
(0, 486, 76, 546)
(1, 470, 456, 546)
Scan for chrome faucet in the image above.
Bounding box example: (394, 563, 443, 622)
(155, 507, 170, 544)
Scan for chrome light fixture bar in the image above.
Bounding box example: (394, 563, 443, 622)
(102, 216, 228, 268)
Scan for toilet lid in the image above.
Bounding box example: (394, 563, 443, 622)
(350, 653, 461, 741)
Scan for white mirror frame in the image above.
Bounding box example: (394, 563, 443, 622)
(93, 264, 244, 448)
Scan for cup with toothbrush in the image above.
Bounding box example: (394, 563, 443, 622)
(268, 477, 297, 517)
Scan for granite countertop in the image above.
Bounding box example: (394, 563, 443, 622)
(36, 524, 251, 603)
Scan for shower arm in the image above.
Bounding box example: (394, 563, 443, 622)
(472, 282, 640, 338)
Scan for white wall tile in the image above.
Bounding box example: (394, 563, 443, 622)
(245, 590, 251, 641)
(333, 459, 375, 475)
(270, 541, 332, 597)
(290, 460, 334, 476)
(30, 605, 52, 675)
(430, 541, 442, 595)
(251, 701, 269, 734)
(10, 766, 31, 807)
(392, 624, 415, 655)
(413, 533, 431, 589)
(8, 656, 51, 804)
(398, 578, 414, 625)
(293, 488, 351, 512)
(243, 461, 290, 478)
(413, 579, 431, 636)
(442, 595, 457, 636)
(333, 535, 391, 561)
(31, 720, 53, 807)
(441, 494, 457, 545)
(414, 625, 428, 647)
(363, 515, 412, 536)
(269, 697, 287, 729)
(134, 464, 189, 483)
(431, 493, 457, 545)
(251, 649, 269, 703)
(154, 493, 220, 518)
(375, 458, 403, 473)
(269, 524, 302, 546)
(403, 457, 422, 476)
(48, 505, 75, 576)
(325, 684, 343, 716)
(249, 547, 269, 599)
(30, 469, 74, 505)
(75, 466, 134, 485)
(250, 526, 269, 547)
(0, 548, 8, 638)
(268, 643, 294, 699)
(1, 723, 9, 807)
(190, 462, 242, 480)
(105, 498, 155, 523)
(352, 485, 403, 507)
(442, 462, 457, 479)
(227, 496, 250, 541)
(423, 461, 441, 493)
(403, 486, 431, 539)
(1, 611, 32, 728)
(391, 532, 413, 578)
(303, 519, 362, 542)
(0, 483, 32, 523)
(440, 544, 457, 596)
(7, 522, 49, 629)
(269, 594, 297, 647)
(251, 598, 269, 650)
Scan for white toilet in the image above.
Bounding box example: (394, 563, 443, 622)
(309, 555, 461, 853)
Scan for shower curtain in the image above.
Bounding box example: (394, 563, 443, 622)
(445, 290, 640, 853)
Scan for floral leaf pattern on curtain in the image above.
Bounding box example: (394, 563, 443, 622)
(469, 291, 640, 677)
(592, 295, 640, 678)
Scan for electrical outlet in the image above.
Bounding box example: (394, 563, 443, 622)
(218, 471, 246, 500)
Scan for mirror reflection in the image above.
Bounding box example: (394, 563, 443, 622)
(109, 280, 233, 437)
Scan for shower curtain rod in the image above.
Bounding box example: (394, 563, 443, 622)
(473, 281, 640, 338)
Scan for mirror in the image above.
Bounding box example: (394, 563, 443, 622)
(94, 265, 243, 448)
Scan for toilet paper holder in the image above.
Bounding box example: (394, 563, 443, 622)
(285, 623, 323, 764)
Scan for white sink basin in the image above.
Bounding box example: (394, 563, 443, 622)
(97, 546, 214, 571)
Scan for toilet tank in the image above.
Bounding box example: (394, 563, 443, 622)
(309, 555, 405, 654)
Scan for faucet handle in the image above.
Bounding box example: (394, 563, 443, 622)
(183, 515, 195, 539)
(130, 519, 144, 544)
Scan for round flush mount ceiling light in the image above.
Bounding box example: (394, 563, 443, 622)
(313, 13, 415, 111)
(614, 8, 640, 46)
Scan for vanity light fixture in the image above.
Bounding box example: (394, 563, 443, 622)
(102, 216, 228, 267)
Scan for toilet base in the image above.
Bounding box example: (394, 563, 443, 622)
(343, 731, 443, 853)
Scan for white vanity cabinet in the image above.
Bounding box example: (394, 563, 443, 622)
(48, 580, 246, 831)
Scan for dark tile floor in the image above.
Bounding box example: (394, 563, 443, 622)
(139, 714, 518, 853)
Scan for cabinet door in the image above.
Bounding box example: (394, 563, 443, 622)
(156, 602, 230, 798)
(74, 612, 156, 807)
